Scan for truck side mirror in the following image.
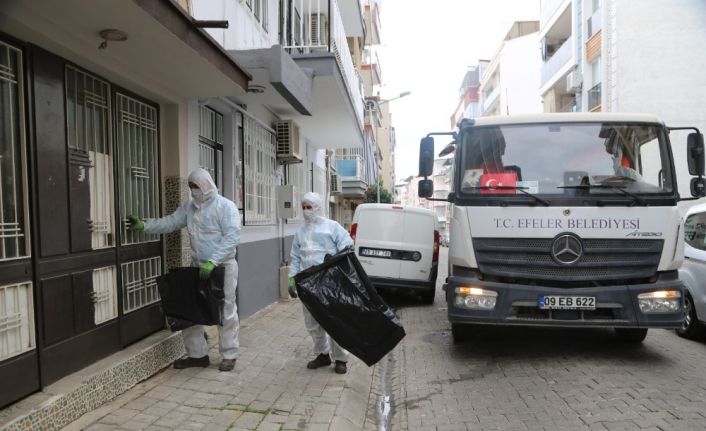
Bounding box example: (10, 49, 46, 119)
(419, 137, 434, 177)
(687, 132, 704, 176)
(418, 179, 433, 198)
(691, 177, 706, 198)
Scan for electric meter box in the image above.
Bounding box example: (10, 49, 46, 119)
(277, 185, 295, 219)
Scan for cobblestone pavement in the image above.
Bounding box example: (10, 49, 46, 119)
(389, 248, 706, 431)
(64, 300, 376, 431)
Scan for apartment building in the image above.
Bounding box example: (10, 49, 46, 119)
(479, 21, 542, 117)
(0, 0, 367, 408)
(539, 0, 706, 201)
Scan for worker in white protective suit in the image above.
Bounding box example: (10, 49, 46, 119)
(127, 168, 241, 372)
(288, 192, 353, 374)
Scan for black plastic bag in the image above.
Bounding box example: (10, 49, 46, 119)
(157, 266, 225, 331)
(295, 249, 405, 366)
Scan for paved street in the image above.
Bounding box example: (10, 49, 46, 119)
(63, 248, 706, 431)
(387, 248, 706, 431)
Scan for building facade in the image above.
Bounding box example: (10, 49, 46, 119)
(0, 0, 368, 408)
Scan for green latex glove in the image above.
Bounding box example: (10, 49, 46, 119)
(200, 261, 216, 280)
(127, 214, 144, 231)
(288, 277, 298, 298)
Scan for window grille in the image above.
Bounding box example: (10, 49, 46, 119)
(198, 105, 223, 190)
(92, 266, 117, 324)
(65, 66, 115, 249)
(242, 115, 276, 225)
(122, 256, 161, 313)
(116, 93, 160, 245)
(312, 163, 327, 203)
(0, 282, 35, 361)
(286, 161, 308, 222)
(0, 41, 30, 261)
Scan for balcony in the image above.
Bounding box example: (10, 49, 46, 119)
(587, 82, 601, 111)
(482, 86, 501, 113)
(334, 154, 368, 198)
(361, 49, 382, 90)
(541, 36, 573, 86)
(282, 0, 365, 149)
(540, 0, 569, 30)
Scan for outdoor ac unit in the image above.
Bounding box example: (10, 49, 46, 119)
(275, 120, 302, 164)
(309, 13, 329, 46)
(566, 71, 583, 94)
(330, 173, 342, 194)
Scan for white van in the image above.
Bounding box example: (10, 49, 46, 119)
(351, 204, 440, 304)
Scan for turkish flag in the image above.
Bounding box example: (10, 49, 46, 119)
(480, 172, 517, 194)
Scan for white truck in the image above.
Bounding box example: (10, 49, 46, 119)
(417, 113, 706, 342)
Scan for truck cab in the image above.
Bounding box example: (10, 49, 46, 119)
(418, 113, 706, 342)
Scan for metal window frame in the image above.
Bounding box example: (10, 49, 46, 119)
(116, 92, 160, 245)
(0, 281, 35, 361)
(0, 40, 30, 262)
(64, 65, 116, 249)
(121, 256, 162, 314)
(242, 115, 277, 225)
(198, 105, 224, 190)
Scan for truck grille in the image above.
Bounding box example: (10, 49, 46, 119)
(473, 238, 663, 282)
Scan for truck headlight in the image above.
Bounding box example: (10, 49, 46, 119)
(454, 287, 497, 310)
(637, 290, 681, 313)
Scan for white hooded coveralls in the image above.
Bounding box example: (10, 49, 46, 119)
(289, 192, 353, 362)
(144, 168, 241, 360)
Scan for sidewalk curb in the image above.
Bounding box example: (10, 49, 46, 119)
(330, 360, 375, 430)
(1, 332, 184, 431)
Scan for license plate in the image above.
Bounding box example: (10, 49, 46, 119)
(538, 295, 596, 310)
(360, 248, 392, 258)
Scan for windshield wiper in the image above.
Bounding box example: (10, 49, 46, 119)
(558, 184, 647, 206)
(465, 185, 550, 206)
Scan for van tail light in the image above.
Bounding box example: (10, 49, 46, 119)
(350, 223, 357, 241)
(433, 230, 440, 262)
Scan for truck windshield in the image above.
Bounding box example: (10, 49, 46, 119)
(457, 122, 674, 197)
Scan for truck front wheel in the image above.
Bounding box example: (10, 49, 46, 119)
(451, 323, 470, 343)
(614, 328, 648, 343)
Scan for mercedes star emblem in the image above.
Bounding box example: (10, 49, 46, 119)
(551, 234, 583, 265)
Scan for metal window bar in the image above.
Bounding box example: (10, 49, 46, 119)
(199, 106, 223, 190)
(286, 160, 308, 222)
(92, 266, 117, 324)
(588, 82, 602, 111)
(312, 162, 326, 204)
(65, 66, 115, 249)
(122, 256, 162, 313)
(0, 282, 35, 361)
(0, 41, 30, 261)
(243, 115, 276, 225)
(117, 93, 160, 245)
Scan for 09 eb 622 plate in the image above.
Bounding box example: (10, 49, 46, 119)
(538, 295, 595, 310)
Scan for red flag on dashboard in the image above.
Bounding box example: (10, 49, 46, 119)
(480, 172, 517, 194)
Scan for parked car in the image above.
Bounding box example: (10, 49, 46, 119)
(351, 204, 440, 304)
(677, 203, 706, 339)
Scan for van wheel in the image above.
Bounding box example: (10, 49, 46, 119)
(420, 288, 435, 305)
(451, 323, 470, 343)
(614, 328, 648, 343)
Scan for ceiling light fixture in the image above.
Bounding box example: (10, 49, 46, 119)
(247, 84, 266, 94)
(98, 29, 128, 50)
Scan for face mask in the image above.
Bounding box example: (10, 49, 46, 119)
(191, 189, 205, 204)
(303, 209, 317, 222)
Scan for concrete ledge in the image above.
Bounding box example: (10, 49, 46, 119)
(1, 331, 183, 431)
(330, 361, 374, 430)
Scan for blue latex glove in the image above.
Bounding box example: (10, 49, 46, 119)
(288, 277, 297, 298)
(200, 261, 216, 280)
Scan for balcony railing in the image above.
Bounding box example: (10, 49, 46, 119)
(541, 36, 573, 86)
(588, 82, 602, 111)
(283, 0, 364, 128)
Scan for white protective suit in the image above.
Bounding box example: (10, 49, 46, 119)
(144, 168, 241, 360)
(289, 192, 353, 362)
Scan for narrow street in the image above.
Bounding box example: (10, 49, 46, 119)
(386, 248, 706, 431)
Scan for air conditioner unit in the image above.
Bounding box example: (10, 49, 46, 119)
(330, 173, 342, 194)
(566, 71, 583, 94)
(308, 13, 328, 47)
(275, 120, 302, 164)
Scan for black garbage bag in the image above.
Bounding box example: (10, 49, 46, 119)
(294, 249, 405, 366)
(157, 266, 226, 331)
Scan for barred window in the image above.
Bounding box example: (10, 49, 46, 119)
(286, 161, 308, 223)
(198, 105, 223, 190)
(122, 257, 161, 313)
(241, 115, 276, 225)
(65, 66, 115, 249)
(0, 282, 35, 361)
(116, 93, 160, 245)
(0, 41, 30, 261)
